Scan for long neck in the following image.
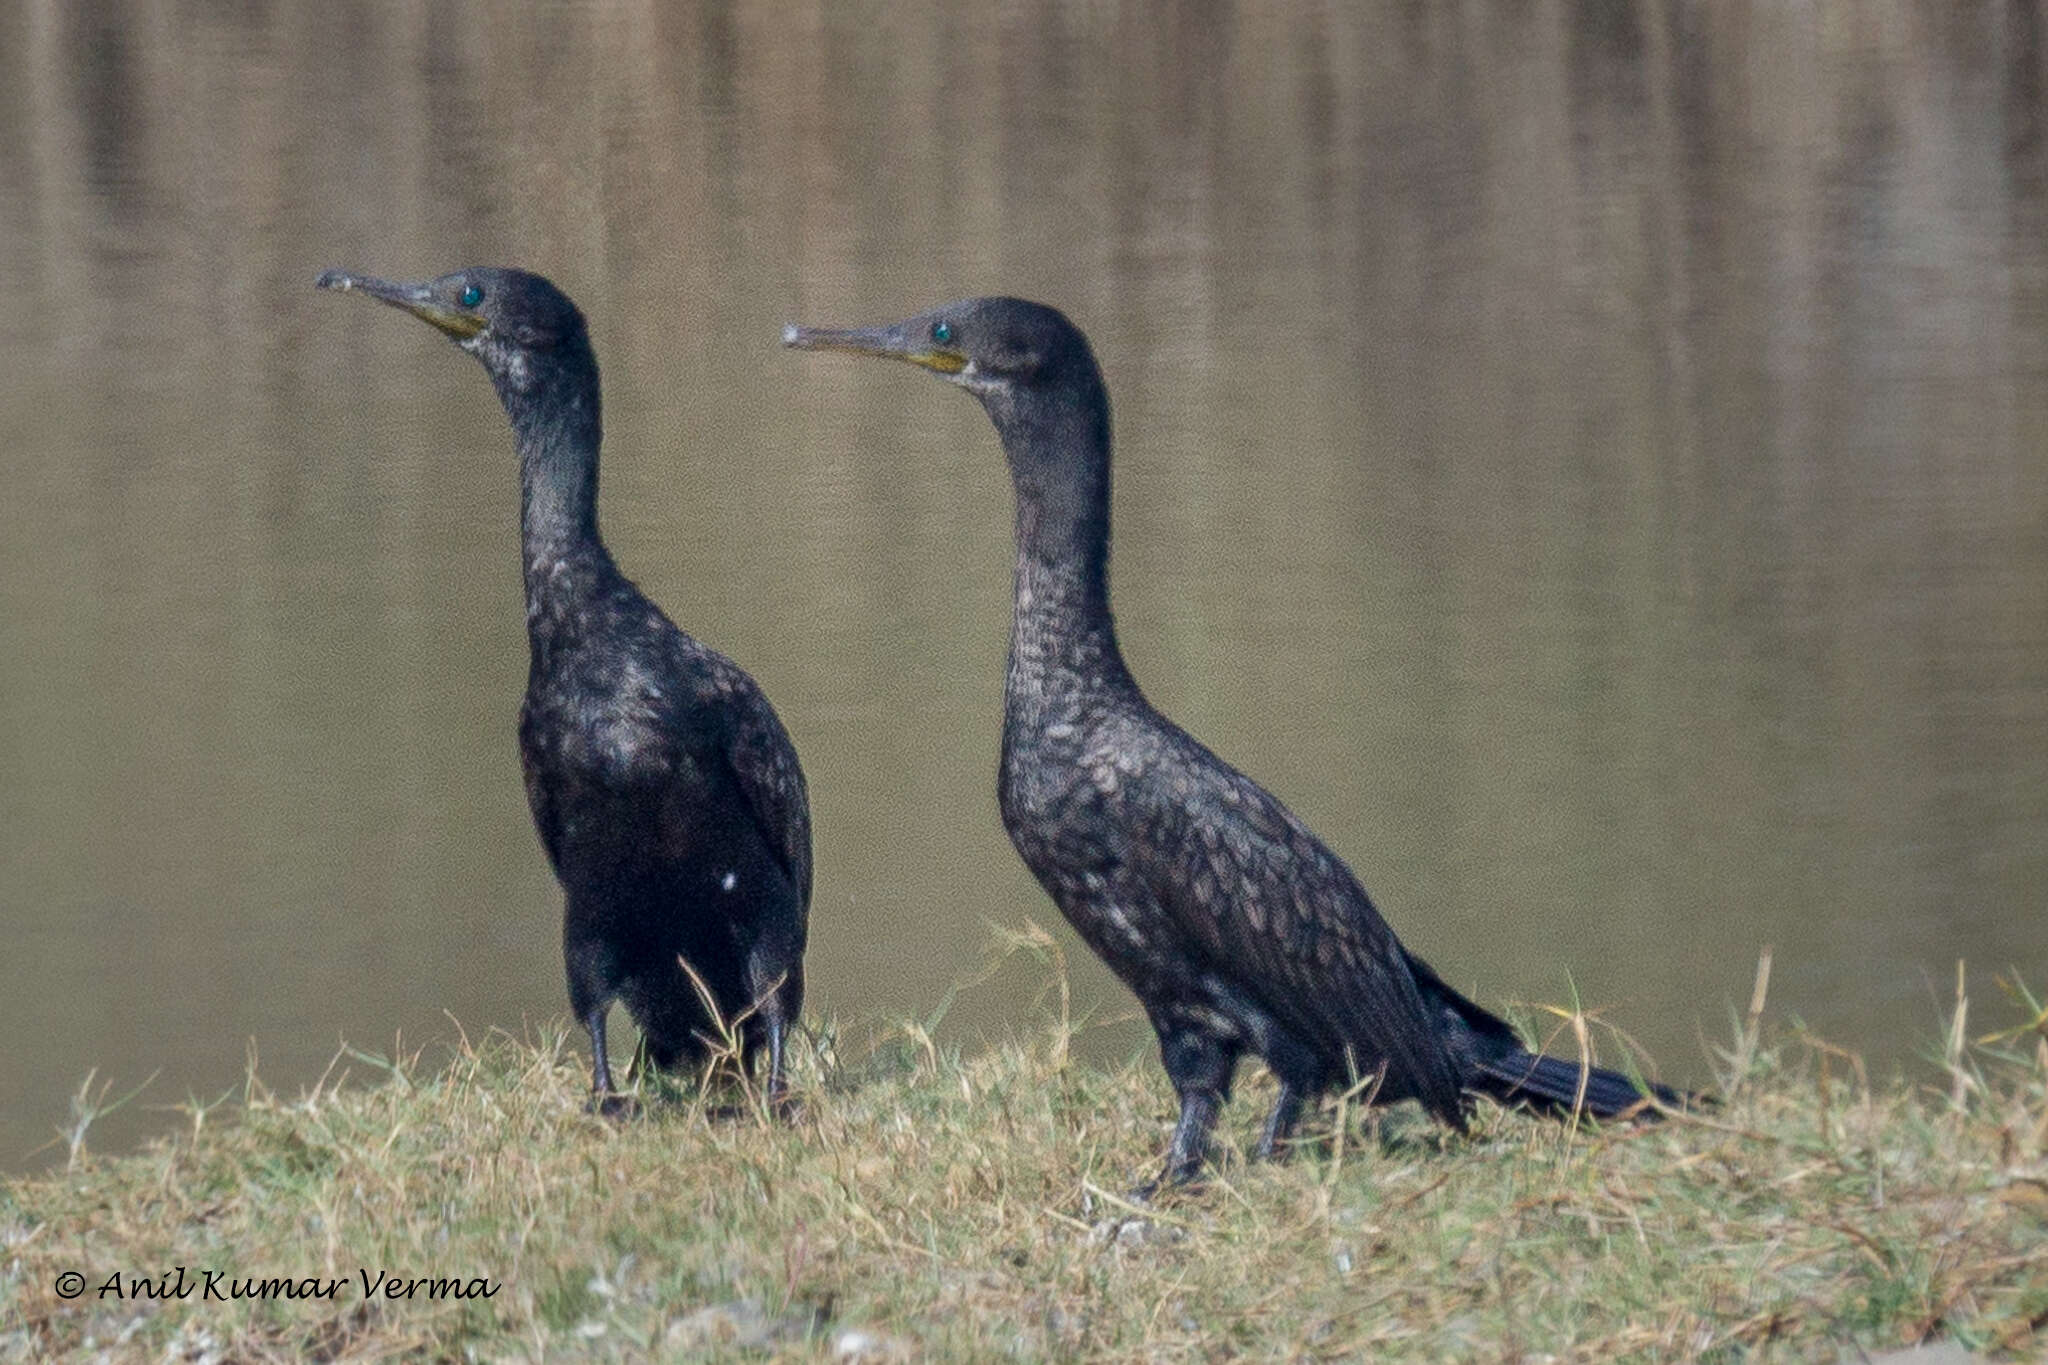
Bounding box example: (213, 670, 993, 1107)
(492, 343, 615, 615)
(998, 387, 1137, 718)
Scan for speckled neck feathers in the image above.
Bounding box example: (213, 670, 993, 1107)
(992, 376, 1138, 734)
(487, 335, 620, 638)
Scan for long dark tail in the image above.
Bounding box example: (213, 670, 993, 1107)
(1470, 1048, 1685, 1119)
(1400, 948, 1693, 1121)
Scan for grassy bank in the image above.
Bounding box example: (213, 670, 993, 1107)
(4, 952, 2045, 1362)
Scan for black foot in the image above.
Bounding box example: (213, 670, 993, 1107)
(701, 1094, 805, 1124)
(1126, 1162, 1209, 1204)
(703, 1100, 767, 1123)
(589, 1092, 640, 1120)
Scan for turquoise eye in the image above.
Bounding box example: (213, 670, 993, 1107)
(459, 284, 484, 308)
(932, 321, 953, 345)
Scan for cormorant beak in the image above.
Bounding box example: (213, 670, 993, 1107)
(316, 269, 487, 341)
(781, 321, 967, 376)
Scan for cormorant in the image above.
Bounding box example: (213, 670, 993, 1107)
(319, 267, 811, 1112)
(787, 298, 1683, 1185)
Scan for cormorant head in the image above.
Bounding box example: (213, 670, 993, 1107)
(784, 297, 1109, 482)
(315, 266, 590, 395)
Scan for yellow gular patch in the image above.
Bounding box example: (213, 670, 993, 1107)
(910, 348, 968, 375)
(404, 301, 488, 339)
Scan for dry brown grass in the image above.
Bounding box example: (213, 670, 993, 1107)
(3, 950, 2044, 1362)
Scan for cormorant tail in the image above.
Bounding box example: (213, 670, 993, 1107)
(1401, 948, 1688, 1119)
(1470, 1049, 1684, 1119)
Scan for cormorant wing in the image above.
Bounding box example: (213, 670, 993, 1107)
(1131, 736, 1466, 1123)
(704, 655, 814, 910)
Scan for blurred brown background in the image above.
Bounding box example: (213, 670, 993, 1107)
(3, 0, 2044, 1167)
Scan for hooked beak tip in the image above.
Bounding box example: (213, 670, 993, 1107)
(783, 322, 968, 376)
(313, 270, 484, 340)
(783, 323, 852, 353)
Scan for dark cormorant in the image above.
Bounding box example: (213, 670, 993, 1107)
(319, 267, 810, 1112)
(787, 298, 1683, 1184)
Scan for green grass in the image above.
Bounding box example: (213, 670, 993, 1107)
(3, 947, 2044, 1362)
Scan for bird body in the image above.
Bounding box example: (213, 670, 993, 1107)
(517, 547, 808, 1084)
(321, 267, 809, 1107)
(994, 574, 1475, 1164)
(789, 298, 1680, 1183)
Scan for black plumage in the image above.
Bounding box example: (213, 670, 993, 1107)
(320, 267, 810, 1110)
(788, 298, 1684, 1184)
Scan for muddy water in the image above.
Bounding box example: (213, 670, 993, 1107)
(3, 2, 2044, 1166)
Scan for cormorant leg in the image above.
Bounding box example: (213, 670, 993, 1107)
(745, 948, 802, 1120)
(1233, 1011, 1322, 1163)
(566, 925, 629, 1115)
(1137, 1025, 1237, 1194)
(584, 1007, 634, 1117)
(1162, 1089, 1224, 1186)
(763, 1007, 797, 1120)
(585, 1007, 615, 1094)
(765, 1013, 785, 1096)
(1255, 1082, 1307, 1162)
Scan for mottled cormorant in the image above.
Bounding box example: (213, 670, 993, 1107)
(787, 298, 1682, 1184)
(319, 267, 810, 1112)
